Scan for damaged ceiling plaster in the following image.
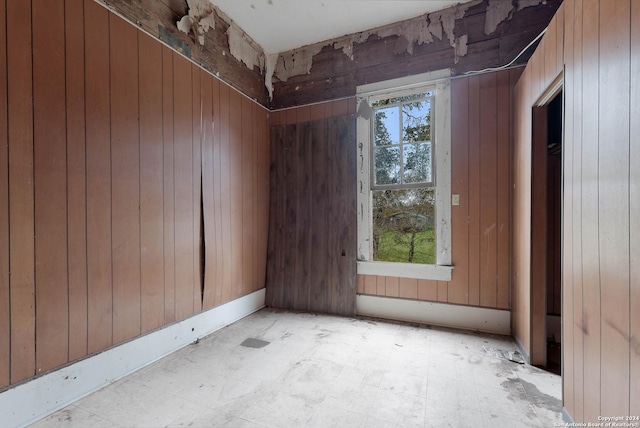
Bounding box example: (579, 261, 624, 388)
(177, 0, 548, 100)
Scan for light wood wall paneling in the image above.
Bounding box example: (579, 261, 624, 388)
(85, 0, 113, 355)
(258, 107, 270, 292)
(229, 89, 243, 300)
(242, 97, 255, 297)
(569, 0, 585, 418)
(418, 279, 438, 302)
(479, 72, 498, 308)
(467, 75, 481, 306)
(448, 77, 470, 305)
(200, 71, 215, 310)
(7, 0, 35, 384)
(266, 124, 284, 308)
(631, 0, 640, 415)
(580, 0, 601, 422)
(218, 82, 232, 304)
(162, 46, 176, 324)
(0, 0, 9, 389)
(173, 54, 195, 321)
(251, 103, 259, 293)
(110, 15, 141, 344)
(65, 0, 88, 363)
(139, 32, 165, 333)
(211, 76, 224, 307)
(561, 0, 577, 416)
(33, 0, 69, 374)
(496, 70, 511, 310)
(385, 276, 399, 298)
(598, 0, 630, 416)
(191, 65, 202, 313)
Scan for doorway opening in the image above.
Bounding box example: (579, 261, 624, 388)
(530, 80, 563, 375)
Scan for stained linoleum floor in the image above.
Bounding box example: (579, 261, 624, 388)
(31, 308, 563, 428)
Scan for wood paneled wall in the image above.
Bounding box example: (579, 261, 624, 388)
(513, 0, 639, 421)
(0, 0, 269, 389)
(357, 68, 521, 311)
(266, 100, 357, 316)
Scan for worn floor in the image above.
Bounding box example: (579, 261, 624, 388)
(32, 309, 563, 428)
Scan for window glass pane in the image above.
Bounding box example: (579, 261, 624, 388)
(372, 188, 435, 264)
(374, 106, 399, 146)
(403, 142, 432, 184)
(374, 146, 400, 185)
(402, 100, 431, 144)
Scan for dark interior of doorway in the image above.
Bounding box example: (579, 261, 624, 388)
(545, 91, 562, 376)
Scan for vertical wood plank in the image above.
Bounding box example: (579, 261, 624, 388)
(266, 124, 284, 307)
(308, 118, 328, 312)
(294, 121, 311, 309)
(496, 70, 511, 310)
(65, 0, 88, 363)
(173, 53, 194, 320)
(191, 65, 202, 313)
(544, 13, 557, 86)
(376, 276, 386, 296)
(110, 15, 141, 344)
(201, 71, 215, 309)
(398, 278, 418, 300)
(0, 0, 9, 388)
(448, 77, 469, 305)
(242, 97, 255, 296)
(7, 0, 35, 384)
(139, 32, 164, 333)
(162, 46, 176, 323)
(581, 0, 601, 421)
(218, 82, 232, 304)
(356, 275, 364, 294)
(598, 0, 630, 416)
(562, 0, 577, 416)
(33, 0, 69, 373)
(418, 279, 438, 301)
(385, 276, 399, 297)
(467, 75, 481, 306)
(229, 89, 243, 299)
(211, 77, 224, 306)
(363, 275, 376, 295)
(630, 0, 640, 415)
(84, 0, 112, 354)
(309, 104, 325, 121)
(282, 122, 297, 309)
(479, 72, 498, 309)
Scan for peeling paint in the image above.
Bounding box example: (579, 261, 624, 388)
(485, 0, 547, 35)
(454, 34, 468, 64)
(177, 0, 216, 45)
(274, 45, 323, 82)
(227, 23, 265, 72)
(264, 53, 279, 99)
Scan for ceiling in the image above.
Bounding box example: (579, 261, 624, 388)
(210, 0, 475, 54)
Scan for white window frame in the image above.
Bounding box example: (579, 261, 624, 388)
(356, 69, 452, 281)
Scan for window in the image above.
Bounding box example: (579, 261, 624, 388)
(356, 70, 452, 281)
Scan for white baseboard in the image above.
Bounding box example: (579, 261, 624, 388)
(1, 288, 265, 428)
(356, 294, 510, 335)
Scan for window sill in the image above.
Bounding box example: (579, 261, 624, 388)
(356, 261, 453, 282)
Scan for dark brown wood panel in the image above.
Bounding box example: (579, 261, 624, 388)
(173, 53, 195, 320)
(0, 0, 9, 389)
(33, 0, 69, 374)
(598, 0, 630, 416)
(7, 0, 36, 383)
(65, 0, 88, 363)
(211, 76, 224, 306)
(85, 0, 113, 355)
(139, 32, 165, 333)
(110, 16, 141, 344)
(267, 113, 356, 316)
(162, 45, 176, 324)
